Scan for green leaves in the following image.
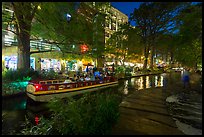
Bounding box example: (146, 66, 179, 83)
(173, 3, 202, 68)
(21, 91, 121, 135)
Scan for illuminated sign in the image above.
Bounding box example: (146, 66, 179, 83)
(80, 44, 88, 53)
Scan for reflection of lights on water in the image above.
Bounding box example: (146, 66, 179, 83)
(160, 76, 164, 87)
(124, 75, 169, 94)
(132, 75, 166, 90)
(155, 76, 158, 86)
(135, 77, 143, 90)
(155, 75, 164, 87)
(123, 80, 128, 94)
(131, 78, 134, 85)
(13, 99, 27, 110)
(146, 76, 150, 88)
(21, 101, 27, 109)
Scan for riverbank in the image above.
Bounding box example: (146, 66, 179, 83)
(118, 71, 163, 80)
(111, 71, 202, 135)
(2, 71, 201, 135)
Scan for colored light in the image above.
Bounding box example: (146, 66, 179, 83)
(35, 116, 39, 125)
(80, 44, 88, 53)
(35, 84, 41, 91)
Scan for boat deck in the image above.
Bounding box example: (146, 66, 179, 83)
(26, 77, 118, 102)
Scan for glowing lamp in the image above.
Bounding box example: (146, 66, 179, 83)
(34, 84, 42, 91)
(80, 44, 88, 53)
(35, 116, 39, 125)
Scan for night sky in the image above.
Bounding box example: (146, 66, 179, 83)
(111, 2, 201, 26)
(111, 2, 142, 26)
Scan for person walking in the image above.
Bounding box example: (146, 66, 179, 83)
(182, 68, 190, 89)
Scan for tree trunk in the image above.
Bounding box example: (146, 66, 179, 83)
(12, 2, 37, 71)
(165, 52, 168, 64)
(143, 46, 149, 70)
(150, 46, 154, 70)
(97, 56, 104, 69)
(194, 62, 197, 71)
(169, 51, 173, 68)
(17, 32, 31, 70)
(123, 54, 126, 66)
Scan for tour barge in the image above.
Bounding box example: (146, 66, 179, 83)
(26, 76, 118, 102)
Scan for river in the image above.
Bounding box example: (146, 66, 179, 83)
(2, 71, 202, 135)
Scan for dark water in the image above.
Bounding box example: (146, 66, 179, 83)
(2, 72, 202, 135)
(2, 95, 27, 135)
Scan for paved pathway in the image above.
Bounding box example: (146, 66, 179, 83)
(111, 87, 184, 135)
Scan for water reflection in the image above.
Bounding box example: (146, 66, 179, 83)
(123, 80, 128, 95)
(2, 72, 201, 135)
(122, 74, 165, 94)
(2, 96, 27, 110)
(155, 75, 164, 87)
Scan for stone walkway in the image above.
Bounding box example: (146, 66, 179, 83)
(111, 87, 184, 135)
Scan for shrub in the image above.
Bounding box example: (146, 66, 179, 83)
(20, 116, 53, 135)
(2, 81, 28, 96)
(39, 69, 60, 80)
(2, 69, 35, 82)
(21, 91, 121, 135)
(2, 69, 60, 95)
(125, 67, 132, 77)
(115, 66, 125, 74)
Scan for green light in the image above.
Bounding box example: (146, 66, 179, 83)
(11, 81, 29, 88)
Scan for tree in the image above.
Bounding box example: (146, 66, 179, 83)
(130, 2, 190, 70)
(32, 2, 94, 53)
(3, 2, 111, 70)
(106, 23, 143, 67)
(32, 2, 110, 67)
(2, 2, 41, 70)
(173, 3, 202, 70)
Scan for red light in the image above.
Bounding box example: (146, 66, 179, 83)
(80, 44, 88, 53)
(35, 116, 39, 125)
(35, 84, 41, 91)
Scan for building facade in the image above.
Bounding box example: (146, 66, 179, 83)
(104, 6, 128, 44)
(104, 6, 129, 67)
(2, 3, 95, 73)
(2, 2, 128, 73)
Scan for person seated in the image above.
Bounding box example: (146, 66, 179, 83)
(95, 75, 100, 81)
(90, 73, 95, 81)
(94, 71, 100, 77)
(98, 74, 104, 83)
(85, 75, 91, 81)
(64, 77, 72, 83)
(99, 74, 103, 81)
(72, 74, 78, 82)
(79, 75, 85, 82)
(104, 72, 108, 78)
